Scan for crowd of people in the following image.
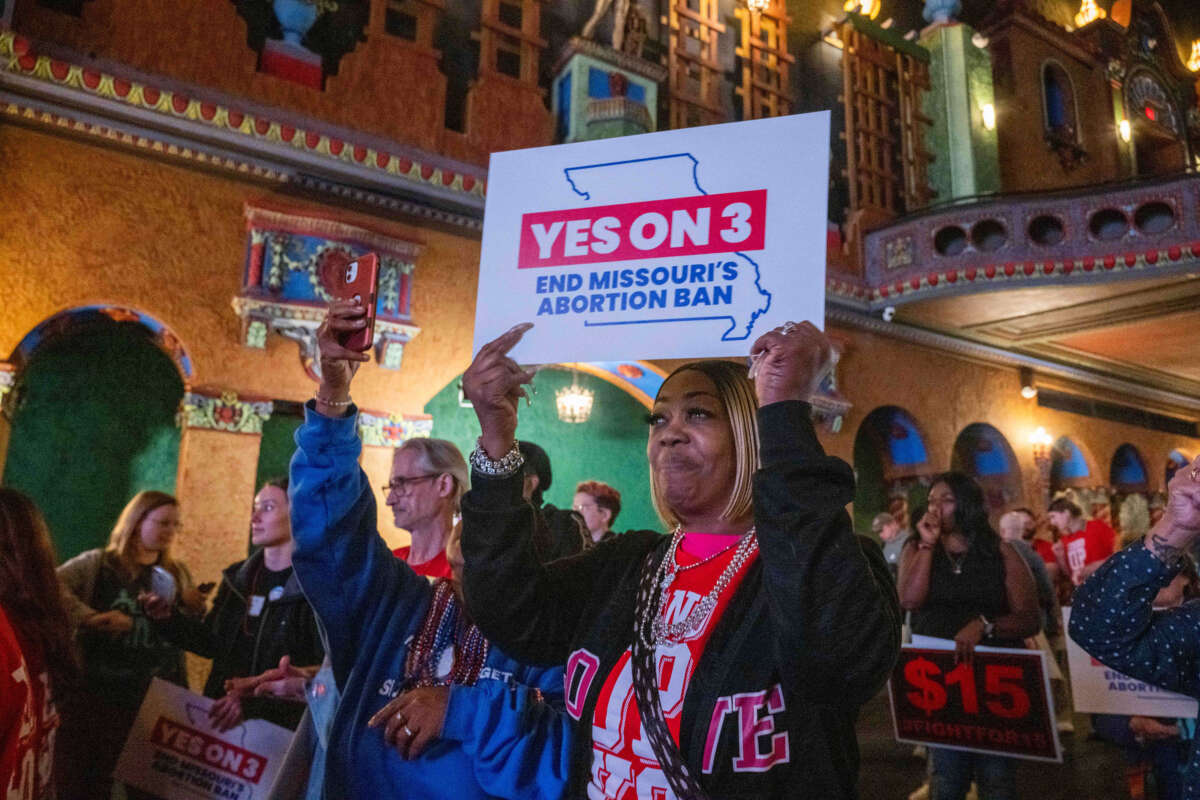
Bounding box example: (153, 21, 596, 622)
(3, 298, 1200, 800)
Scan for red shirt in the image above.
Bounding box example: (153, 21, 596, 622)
(1, 606, 58, 800)
(587, 535, 758, 799)
(392, 546, 453, 579)
(1060, 520, 1116, 583)
(1031, 538, 1056, 565)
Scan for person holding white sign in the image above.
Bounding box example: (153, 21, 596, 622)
(1070, 454, 1200, 799)
(897, 473, 1040, 800)
(458, 320, 900, 799)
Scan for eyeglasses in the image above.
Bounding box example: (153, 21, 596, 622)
(381, 474, 442, 494)
(573, 502, 597, 512)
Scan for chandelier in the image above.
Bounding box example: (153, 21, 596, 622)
(1074, 0, 1105, 28)
(745, 0, 770, 12)
(556, 371, 594, 423)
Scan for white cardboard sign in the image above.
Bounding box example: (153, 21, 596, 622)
(474, 112, 830, 363)
(1063, 607, 1198, 717)
(114, 678, 294, 800)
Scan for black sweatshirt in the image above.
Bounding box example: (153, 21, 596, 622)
(462, 401, 901, 799)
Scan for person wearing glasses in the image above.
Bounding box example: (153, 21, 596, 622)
(280, 298, 572, 800)
(573, 481, 621, 546)
(386, 439, 469, 579)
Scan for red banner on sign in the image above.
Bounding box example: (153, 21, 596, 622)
(517, 189, 767, 269)
(888, 646, 1061, 762)
(150, 716, 268, 783)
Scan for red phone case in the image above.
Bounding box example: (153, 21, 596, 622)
(333, 253, 379, 352)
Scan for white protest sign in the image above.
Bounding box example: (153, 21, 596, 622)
(114, 678, 294, 800)
(474, 112, 830, 363)
(1062, 607, 1198, 717)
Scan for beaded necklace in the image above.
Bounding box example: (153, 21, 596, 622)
(404, 579, 490, 688)
(648, 526, 758, 646)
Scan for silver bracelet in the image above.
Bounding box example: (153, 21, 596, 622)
(469, 437, 524, 478)
(315, 394, 353, 408)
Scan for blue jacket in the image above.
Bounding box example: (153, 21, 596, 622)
(1069, 544, 1200, 799)
(289, 402, 572, 800)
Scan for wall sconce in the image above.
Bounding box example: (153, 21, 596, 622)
(1019, 367, 1037, 399)
(1029, 426, 1053, 456)
(981, 103, 996, 130)
(1118, 118, 1131, 142)
(1188, 40, 1200, 72)
(843, 0, 881, 19)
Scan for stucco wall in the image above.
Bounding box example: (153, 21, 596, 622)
(0, 123, 481, 416)
(829, 323, 1200, 511)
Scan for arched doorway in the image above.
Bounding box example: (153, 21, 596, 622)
(423, 365, 660, 532)
(3, 308, 188, 560)
(1049, 436, 1093, 495)
(852, 406, 933, 535)
(950, 423, 1021, 519)
(1110, 443, 1149, 493)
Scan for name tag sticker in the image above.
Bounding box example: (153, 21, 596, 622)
(248, 595, 265, 617)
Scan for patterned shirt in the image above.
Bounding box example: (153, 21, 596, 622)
(1070, 544, 1200, 799)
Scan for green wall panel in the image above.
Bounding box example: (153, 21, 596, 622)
(424, 367, 660, 534)
(255, 410, 304, 489)
(3, 321, 184, 561)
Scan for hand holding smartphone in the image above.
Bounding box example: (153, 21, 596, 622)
(329, 253, 380, 352)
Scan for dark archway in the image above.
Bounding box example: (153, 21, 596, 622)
(852, 406, 933, 535)
(950, 423, 1021, 519)
(1110, 443, 1150, 493)
(3, 315, 185, 560)
(1050, 436, 1093, 495)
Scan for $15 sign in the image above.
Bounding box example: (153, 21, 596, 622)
(904, 656, 1030, 718)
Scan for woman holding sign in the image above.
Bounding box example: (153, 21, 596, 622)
(458, 320, 900, 799)
(897, 473, 1040, 800)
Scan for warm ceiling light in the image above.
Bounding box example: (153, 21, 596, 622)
(1074, 0, 1105, 28)
(843, 0, 881, 20)
(746, 0, 771, 12)
(981, 103, 996, 130)
(1188, 40, 1200, 72)
(1119, 118, 1131, 142)
(556, 373, 594, 423)
(1019, 367, 1037, 399)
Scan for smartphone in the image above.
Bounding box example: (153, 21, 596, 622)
(150, 566, 178, 605)
(330, 252, 380, 352)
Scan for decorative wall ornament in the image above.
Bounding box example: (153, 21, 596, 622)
(357, 409, 433, 447)
(235, 204, 422, 379)
(178, 389, 273, 434)
(231, 0, 367, 89)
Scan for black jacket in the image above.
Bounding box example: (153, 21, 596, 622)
(159, 549, 324, 729)
(462, 401, 901, 799)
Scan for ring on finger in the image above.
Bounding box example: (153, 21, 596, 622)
(779, 321, 797, 336)
(403, 725, 414, 737)
(1192, 467, 1198, 482)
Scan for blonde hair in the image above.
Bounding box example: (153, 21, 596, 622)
(1118, 493, 1150, 545)
(649, 360, 760, 528)
(106, 490, 181, 584)
(397, 438, 470, 510)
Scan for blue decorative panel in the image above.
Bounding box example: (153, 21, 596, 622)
(1111, 444, 1148, 486)
(1054, 437, 1090, 479)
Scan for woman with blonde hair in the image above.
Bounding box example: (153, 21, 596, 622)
(0, 488, 77, 799)
(57, 490, 203, 799)
(454, 319, 899, 798)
